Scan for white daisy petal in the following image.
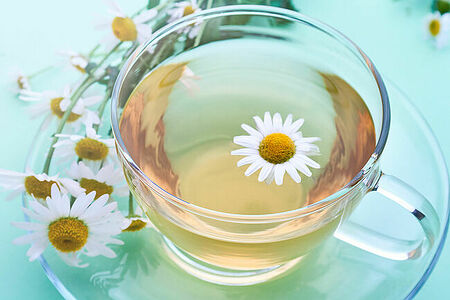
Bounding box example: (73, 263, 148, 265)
(231, 148, 258, 156)
(285, 162, 301, 183)
(263, 111, 273, 132)
(283, 114, 293, 128)
(296, 154, 320, 169)
(237, 155, 258, 167)
(258, 163, 273, 182)
(274, 164, 286, 186)
(241, 123, 263, 140)
(288, 118, 304, 134)
(134, 8, 157, 23)
(233, 136, 259, 148)
(291, 156, 312, 177)
(272, 113, 282, 131)
(245, 158, 265, 176)
(253, 116, 267, 136)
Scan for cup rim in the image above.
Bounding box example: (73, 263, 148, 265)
(111, 5, 391, 222)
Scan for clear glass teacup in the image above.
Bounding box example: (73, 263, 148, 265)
(111, 5, 439, 285)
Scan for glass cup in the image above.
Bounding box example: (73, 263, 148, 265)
(111, 5, 440, 285)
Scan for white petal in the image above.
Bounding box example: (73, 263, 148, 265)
(29, 200, 54, 221)
(244, 158, 265, 176)
(233, 136, 259, 148)
(296, 154, 320, 169)
(82, 95, 102, 106)
(70, 194, 93, 218)
(272, 113, 282, 131)
(134, 8, 157, 23)
(300, 137, 321, 144)
(263, 112, 273, 133)
(290, 156, 312, 177)
(58, 252, 88, 268)
(12, 221, 46, 232)
(274, 164, 286, 185)
(285, 162, 301, 183)
(253, 116, 268, 136)
(283, 114, 293, 128)
(231, 148, 258, 156)
(288, 118, 304, 134)
(258, 163, 273, 182)
(96, 164, 114, 182)
(241, 123, 263, 141)
(237, 155, 258, 167)
(26, 238, 48, 261)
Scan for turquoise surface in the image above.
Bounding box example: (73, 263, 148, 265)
(0, 0, 448, 299)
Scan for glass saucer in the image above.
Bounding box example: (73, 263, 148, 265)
(24, 81, 449, 299)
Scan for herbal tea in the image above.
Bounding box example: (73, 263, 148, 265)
(119, 39, 376, 269)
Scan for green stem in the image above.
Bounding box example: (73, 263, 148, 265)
(41, 43, 123, 174)
(42, 77, 97, 174)
(128, 192, 134, 217)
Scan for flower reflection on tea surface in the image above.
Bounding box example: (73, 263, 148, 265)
(232, 112, 320, 185)
(424, 12, 450, 48)
(12, 184, 125, 267)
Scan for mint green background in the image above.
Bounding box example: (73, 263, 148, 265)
(0, 0, 448, 299)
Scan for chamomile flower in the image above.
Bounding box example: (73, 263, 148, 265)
(53, 130, 115, 165)
(67, 161, 129, 200)
(97, 0, 157, 50)
(12, 184, 125, 267)
(58, 50, 89, 74)
(0, 168, 82, 201)
(231, 112, 321, 185)
(18, 86, 101, 132)
(167, 0, 202, 39)
(122, 206, 150, 232)
(424, 12, 450, 48)
(9, 68, 30, 93)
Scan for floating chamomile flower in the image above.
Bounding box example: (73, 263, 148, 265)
(12, 184, 125, 267)
(122, 206, 150, 232)
(0, 168, 82, 201)
(67, 161, 129, 200)
(424, 12, 450, 48)
(53, 130, 115, 165)
(167, 0, 202, 39)
(231, 112, 320, 186)
(58, 50, 89, 73)
(97, 0, 157, 50)
(18, 86, 101, 132)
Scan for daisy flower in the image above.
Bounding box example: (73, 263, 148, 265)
(0, 168, 83, 201)
(97, 0, 157, 50)
(58, 50, 89, 74)
(122, 205, 150, 232)
(231, 112, 321, 185)
(9, 68, 30, 93)
(67, 161, 129, 200)
(167, 0, 202, 39)
(53, 129, 115, 165)
(12, 184, 125, 267)
(424, 12, 450, 48)
(18, 86, 101, 132)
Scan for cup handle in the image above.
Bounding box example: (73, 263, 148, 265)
(334, 173, 440, 260)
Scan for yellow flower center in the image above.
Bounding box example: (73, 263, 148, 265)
(123, 219, 147, 232)
(429, 19, 441, 37)
(111, 17, 138, 41)
(74, 138, 109, 161)
(17, 76, 27, 90)
(50, 97, 81, 122)
(259, 133, 296, 164)
(183, 5, 195, 17)
(48, 217, 88, 253)
(79, 178, 113, 199)
(24, 176, 58, 199)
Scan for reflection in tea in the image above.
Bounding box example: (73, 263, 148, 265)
(119, 40, 376, 269)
